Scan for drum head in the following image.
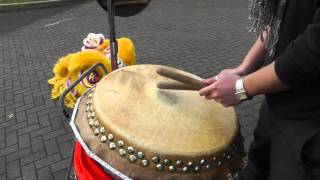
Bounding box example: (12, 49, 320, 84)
(93, 65, 238, 159)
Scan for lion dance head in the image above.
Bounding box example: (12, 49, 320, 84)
(48, 33, 136, 108)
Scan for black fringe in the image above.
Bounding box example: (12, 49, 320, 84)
(248, 0, 287, 58)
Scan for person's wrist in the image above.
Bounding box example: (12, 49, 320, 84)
(235, 66, 247, 76)
(234, 78, 252, 101)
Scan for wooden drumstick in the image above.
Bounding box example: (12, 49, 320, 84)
(156, 67, 205, 90)
(157, 81, 200, 91)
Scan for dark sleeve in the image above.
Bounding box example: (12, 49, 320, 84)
(274, 7, 320, 88)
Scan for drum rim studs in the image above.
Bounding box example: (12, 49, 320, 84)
(156, 164, 164, 171)
(93, 128, 99, 136)
(119, 149, 126, 156)
(142, 159, 149, 167)
(117, 140, 124, 148)
(100, 127, 106, 134)
(94, 120, 100, 127)
(163, 159, 171, 166)
(137, 152, 145, 159)
(200, 159, 206, 165)
(182, 166, 189, 172)
(193, 166, 200, 173)
(109, 142, 116, 150)
(88, 120, 94, 127)
(169, 165, 176, 172)
(107, 133, 114, 141)
(176, 160, 183, 167)
(101, 135, 107, 143)
(129, 155, 137, 162)
(127, 146, 135, 154)
(188, 161, 195, 168)
(152, 156, 160, 164)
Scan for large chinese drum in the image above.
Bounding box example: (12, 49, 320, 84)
(71, 65, 244, 179)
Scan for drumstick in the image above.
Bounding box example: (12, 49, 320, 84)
(156, 67, 205, 90)
(157, 81, 200, 91)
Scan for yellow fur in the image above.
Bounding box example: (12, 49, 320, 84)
(48, 37, 136, 108)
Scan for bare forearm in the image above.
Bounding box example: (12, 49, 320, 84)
(238, 33, 267, 76)
(243, 62, 289, 97)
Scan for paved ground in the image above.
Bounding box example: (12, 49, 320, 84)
(0, 0, 263, 179)
(0, 4, 77, 34)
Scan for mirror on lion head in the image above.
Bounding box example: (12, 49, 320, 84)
(96, 0, 151, 17)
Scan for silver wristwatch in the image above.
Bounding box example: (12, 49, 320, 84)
(235, 78, 250, 101)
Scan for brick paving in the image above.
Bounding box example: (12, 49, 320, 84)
(0, 0, 262, 179)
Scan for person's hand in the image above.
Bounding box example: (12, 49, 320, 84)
(199, 73, 242, 107)
(201, 67, 244, 87)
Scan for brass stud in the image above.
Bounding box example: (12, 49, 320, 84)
(188, 161, 195, 168)
(226, 173, 233, 180)
(194, 166, 200, 173)
(108, 133, 114, 141)
(93, 128, 99, 136)
(118, 140, 124, 148)
(119, 149, 126, 156)
(176, 160, 183, 167)
(169, 165, 176, 172)
(129, 155, 137, 162)
(156, 164, 164, 171)
(200, 159, 206, 165)
(100, 127, 106, 134)
(109, 142, 116, 150)
(101, 135, 107, 143)
(94, 120, 100, 127)
(142, 159, 149, 167)
(90, 112, 96, 118)
(163, 159, 171, 166)
(182, 166, 188, 172)
(222, 153, 226, 157)
(127, 147, 134, 154)
(88, 120, 94, 127)
(234, 173, 239, 179)
(86, 98, 92, 105)
(152, 156, 160, 164)
(137, 152, 144, 159)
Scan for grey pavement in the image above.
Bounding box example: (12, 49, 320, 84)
(0, 0, 262, 179)
(0, 4, 77, 34)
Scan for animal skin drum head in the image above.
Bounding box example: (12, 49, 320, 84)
(73, 64, 244, 179)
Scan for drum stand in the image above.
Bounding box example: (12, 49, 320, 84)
(107, 0, 119, 71)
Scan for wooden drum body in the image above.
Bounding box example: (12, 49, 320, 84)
(71, 65, 245, 179)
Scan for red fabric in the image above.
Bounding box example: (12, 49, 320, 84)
(74, 141, 113, 180)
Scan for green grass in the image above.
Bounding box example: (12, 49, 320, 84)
(0, 0, 50, 4)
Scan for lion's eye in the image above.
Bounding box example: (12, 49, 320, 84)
(80, 70, 102, 88)
(87, 70, 101, 84)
